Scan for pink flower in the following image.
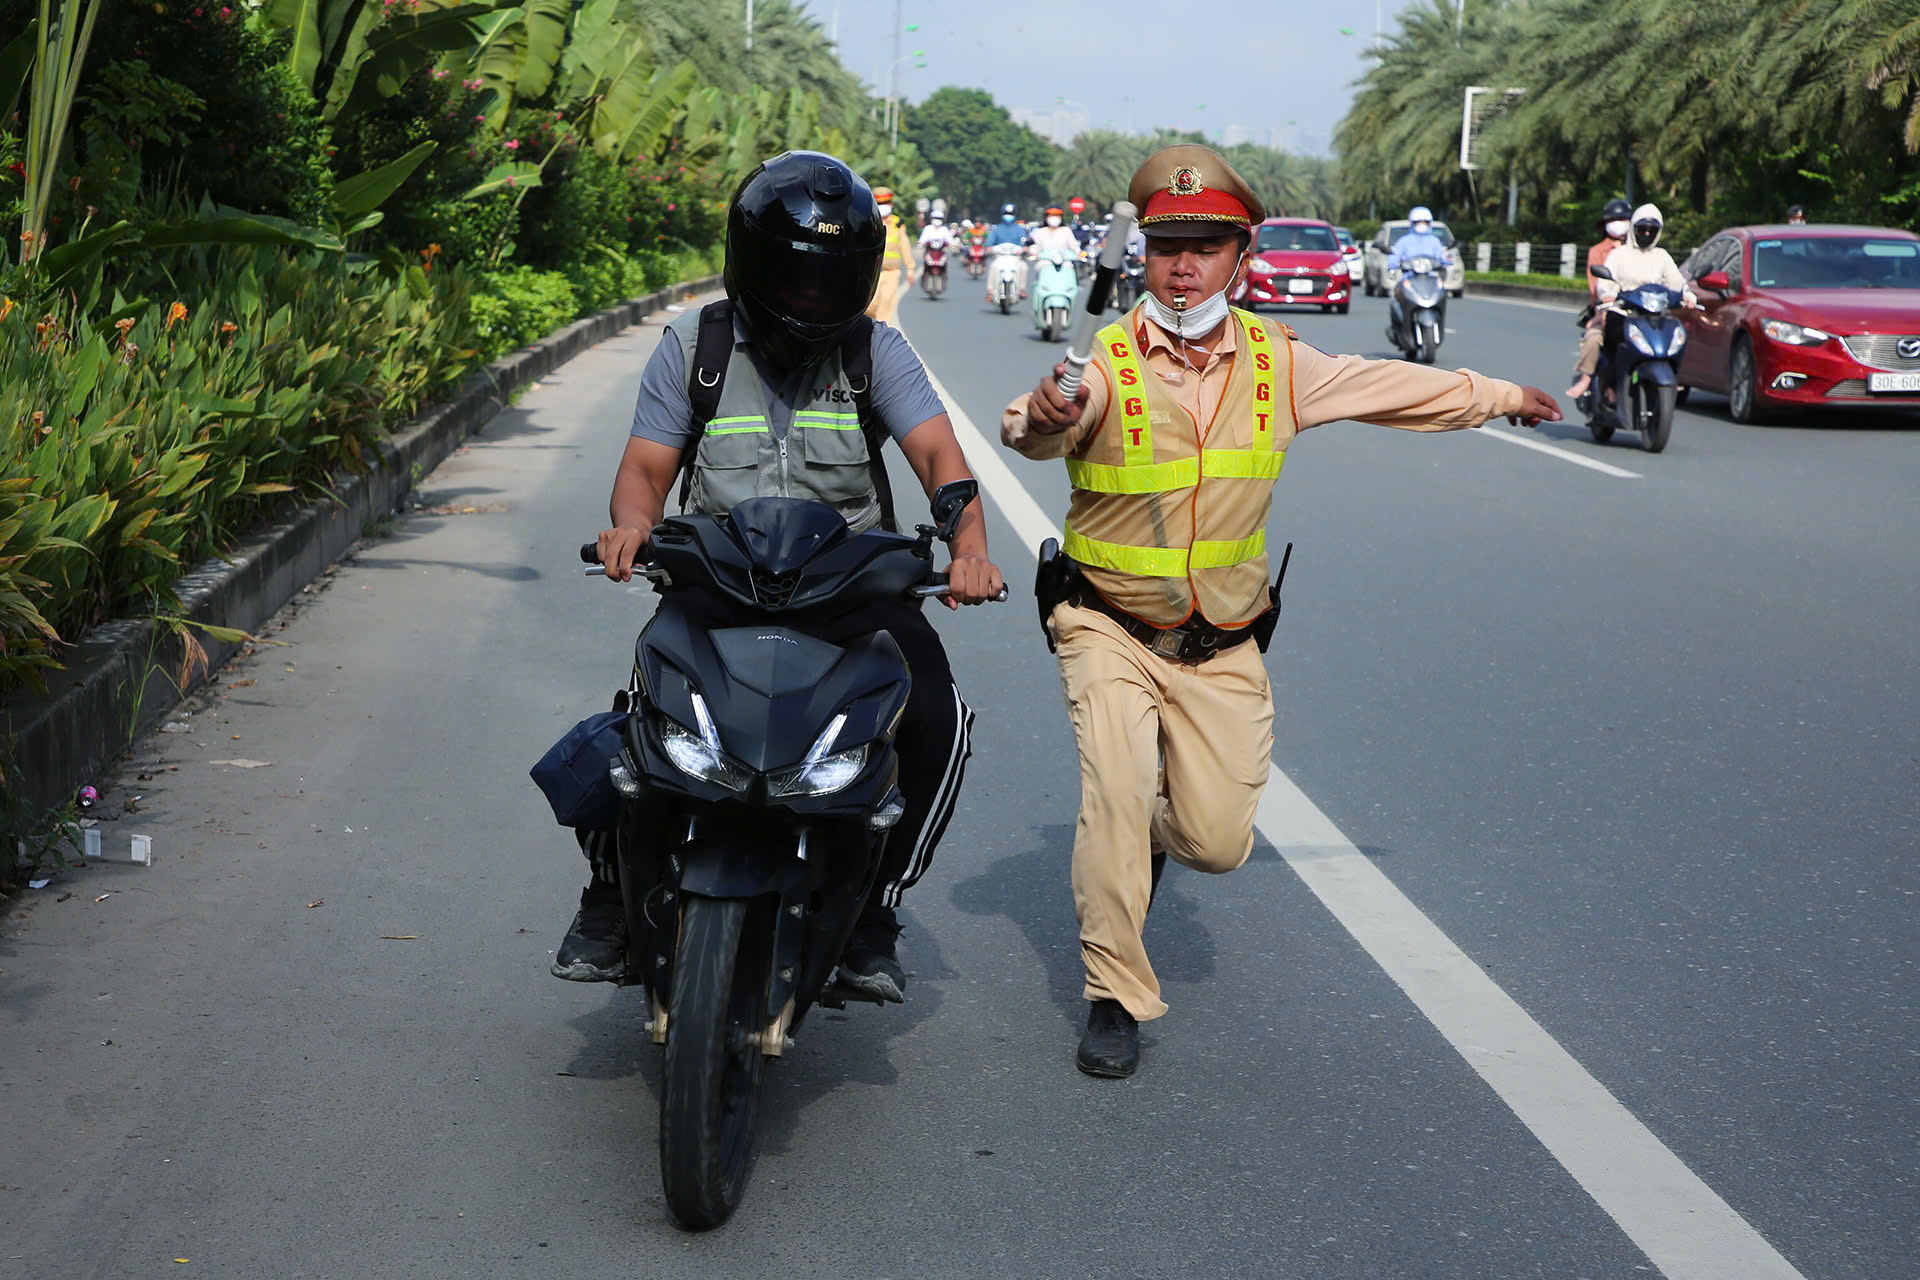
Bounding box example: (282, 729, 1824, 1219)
(505, 176, 517, 188)
(504, 139, 520, 150)
(218, 5, 229, 14)
(666, 202, 676, 211)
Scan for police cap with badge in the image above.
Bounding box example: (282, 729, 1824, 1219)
(1127, 144, 1265, 242)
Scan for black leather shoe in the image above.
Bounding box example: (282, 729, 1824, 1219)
(551, 881, 626, 982)
(1076, 999, 1140, 1078)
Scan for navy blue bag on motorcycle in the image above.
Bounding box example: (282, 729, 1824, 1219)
(530, 711, 628, 829)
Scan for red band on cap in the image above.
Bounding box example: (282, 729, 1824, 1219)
(1139, 186, 1251, 228)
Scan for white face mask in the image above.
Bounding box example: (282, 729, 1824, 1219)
(1046, 215, 1061, 227)
(876, 204, 892, 218)
(1605, 219, 1629, 239)
(1142, 251, 1244, 340)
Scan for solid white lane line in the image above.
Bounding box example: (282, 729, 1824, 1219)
(1476, 424, 1644, 478)
(915, 352, 1804, 1280)
(1467, 292, 1584, 313)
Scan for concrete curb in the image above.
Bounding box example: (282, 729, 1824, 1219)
(1464, 280, 1586, 309)
(3, 274, 722, 829)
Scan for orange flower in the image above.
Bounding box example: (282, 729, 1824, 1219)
(165, 301, 187, 331)
(420, 243, 442, 274)
(0, 296, 14, 323)
(219, 320, 238, 347)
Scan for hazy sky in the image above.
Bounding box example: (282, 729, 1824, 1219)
(799, 0, 1424, 156)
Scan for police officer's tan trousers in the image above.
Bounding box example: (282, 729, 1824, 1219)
(1051, 601, 1274, 1021)
(866, 267, 906, 326)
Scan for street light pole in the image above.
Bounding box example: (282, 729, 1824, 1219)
(889, 0, 902, 154)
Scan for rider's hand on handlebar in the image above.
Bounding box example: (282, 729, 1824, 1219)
(1029, 362, 1088, 433)
(1505, 385, 1563, 429)
(944, 554, 1005, 608)
(595, 526, 648, 582)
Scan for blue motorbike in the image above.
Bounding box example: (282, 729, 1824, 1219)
(1581, 263, 1687, 452)
(1031, 249, 1078, 343)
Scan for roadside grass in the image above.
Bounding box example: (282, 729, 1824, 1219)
(1468, 270, 1587, 292)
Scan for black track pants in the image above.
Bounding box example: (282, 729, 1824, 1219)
(578, 600, 973, 908)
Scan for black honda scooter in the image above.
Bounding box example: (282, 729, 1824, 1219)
(579, 481, 1001, 1230)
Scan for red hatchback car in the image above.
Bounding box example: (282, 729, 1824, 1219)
(1233, 218, 1351, 314)
(1678, 225, 1920, 421)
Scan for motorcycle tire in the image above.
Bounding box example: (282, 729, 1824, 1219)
(659, 895, 769, 1230)
(1588, 414, 1615, 444)
(1418, 324, 1439, 364)
(1637, 380, 1677, 453)
(1337, 303, 1350, 315)
(998, 296, 1011, 315)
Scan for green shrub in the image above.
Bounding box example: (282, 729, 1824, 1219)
(469, 266, 578, 359)
(79, 4, 335, 227)
(0, 247, 476, 688)
(564, 248, 651, 314)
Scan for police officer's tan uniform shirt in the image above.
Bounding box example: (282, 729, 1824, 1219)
(1002, 312, 1525, 454)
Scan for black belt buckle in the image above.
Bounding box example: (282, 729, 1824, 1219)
(1151, 626, 1189, 660)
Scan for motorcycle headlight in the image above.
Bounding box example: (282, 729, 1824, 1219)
(766, 713, 869, 798)
(1412, 256, 1434, 273)
(1668, 324, 1687, 353)
(1626, 325, 1658, 356)
(658, 690, 751, 791)
(1760, 318, 1831, 346)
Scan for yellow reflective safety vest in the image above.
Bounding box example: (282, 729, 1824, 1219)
(1063, 306, 1298, 627)
(882, 216, 913, 267)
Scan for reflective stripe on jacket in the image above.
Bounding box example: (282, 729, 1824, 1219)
(1063, 305, 1296, 627)
(666, 310, 882, 533)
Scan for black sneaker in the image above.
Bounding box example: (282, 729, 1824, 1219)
(551, 881, 626, 983)
(836, 904, 906, 1003)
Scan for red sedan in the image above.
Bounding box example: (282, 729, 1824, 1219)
(1233, 218, 1351, 314)
(1678, 224, 1920, 421)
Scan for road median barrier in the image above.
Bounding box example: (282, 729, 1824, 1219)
(3, 274, 721, 848)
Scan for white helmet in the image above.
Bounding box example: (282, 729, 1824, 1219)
(1630, 203, 1663, 248)
(1408, 205, 1433, 227)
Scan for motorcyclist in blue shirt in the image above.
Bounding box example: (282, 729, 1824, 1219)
(1389, 205, 1449, 274)
(984, 202, 1030, 300)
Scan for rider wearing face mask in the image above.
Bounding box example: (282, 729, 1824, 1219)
(863, 186, 918, 326)
(1568, 198, 1633, 397)
(985, 201, 1032, 301)
(1031, 205, 1078, 262)
(1569, 203, 1695, 398)
(1002, 145, 1561, 1080)
(1388, 205, 1449, 274)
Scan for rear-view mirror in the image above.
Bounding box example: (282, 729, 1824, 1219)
(1589, 263, 1614, 280)
(1697, 270, 1731, 293)
(930, 479, 977, 540)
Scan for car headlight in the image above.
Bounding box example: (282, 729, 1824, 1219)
(1249, 258, 1278, 275)
(1761, 318, 1832, 346)
(659, 690, 751, 791)
(767, 713, 869, 798)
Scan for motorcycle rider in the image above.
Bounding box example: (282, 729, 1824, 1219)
(1031, 205, 1079, 262)
(1567, 198, 1632, 399)
(986, 201, 1031, 301)
(1387, 205, 1448, 274)
(864, 185, 918, 325)
(919, 210, 954, 255)
(555, 151, 1006, 1003)
(1569, 203, 1695, 400)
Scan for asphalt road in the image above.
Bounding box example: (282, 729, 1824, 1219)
(2, 278, 1913, 1279)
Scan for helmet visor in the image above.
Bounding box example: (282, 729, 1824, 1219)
(731, 233, 880, 329)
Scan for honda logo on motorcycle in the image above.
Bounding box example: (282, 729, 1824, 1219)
(1898, 337, 1920, 360)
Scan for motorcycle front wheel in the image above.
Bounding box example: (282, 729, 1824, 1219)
(998, 295, 1011, 315)
(660, 895, 769, 1230)
(1635, 379, 1676, 453)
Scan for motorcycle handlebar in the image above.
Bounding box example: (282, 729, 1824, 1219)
(580, 542, 1004, 601)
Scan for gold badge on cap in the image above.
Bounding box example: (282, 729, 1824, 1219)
(1169, 166, 1205, 197)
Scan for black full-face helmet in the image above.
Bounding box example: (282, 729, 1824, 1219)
(725, 151, 885, 372)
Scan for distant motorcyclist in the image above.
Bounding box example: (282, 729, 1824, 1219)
(918, 211, 953, 253)
(1568, 198, 1632, 398)
(1786, 204, 1807, 226)
(1030, 205, 1078, 261)
(1569, 204, 1696, 400)
(986, 202, 1031, 300)
(1387, 205, 1448, 273)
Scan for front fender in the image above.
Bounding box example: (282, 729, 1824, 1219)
(1632, 358, 1678, 387)
(678, 835, 813, 900)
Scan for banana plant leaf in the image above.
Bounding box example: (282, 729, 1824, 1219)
(458, 161, 543, 201)
(332, 141, 438, 221)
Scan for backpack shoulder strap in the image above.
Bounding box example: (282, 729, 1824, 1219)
(678, 299, 735, 511)
(840, 317, 898, 534)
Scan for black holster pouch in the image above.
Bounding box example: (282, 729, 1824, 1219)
(1034, 536, 1077, 652)
(1248, 541, 1294, 654)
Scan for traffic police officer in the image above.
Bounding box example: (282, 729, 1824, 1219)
(865, 186, 918, 327)
(1002, 146, 1560, 1078)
